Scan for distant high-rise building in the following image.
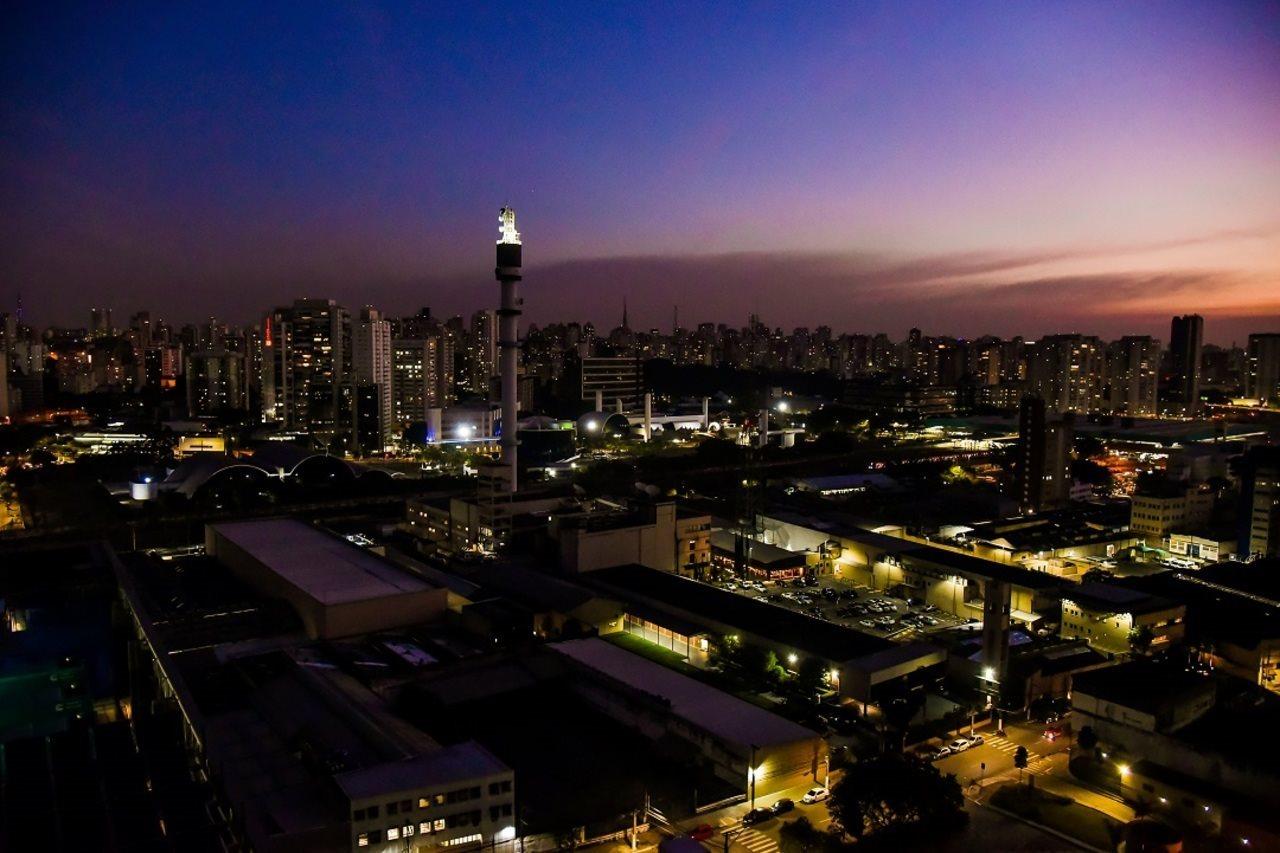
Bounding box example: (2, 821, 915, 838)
(469, 309, 498, 397)
(391, 337, 450, 426)
(129, 311, 154, 348)
(1167, 314, 1203, 416)
(1106, 335, 1160, 416)
(352, 307, 393, 451)
(1238, 447, 1280, 560)
(261, 299, 352, 440)
(1027, 334, 1103, 414)
(89, 307, 113, 338)
(1014, 396, 1073, 513)
(580, 356, 643, 412)
(1246, 333, 1280, 408)
(0, 349, 10, 420)
(186, 349, 249, 416)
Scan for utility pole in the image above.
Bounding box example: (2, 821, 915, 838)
(749, 744, 759, 809)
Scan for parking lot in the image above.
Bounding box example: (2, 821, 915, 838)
(718, 576, 966, 638)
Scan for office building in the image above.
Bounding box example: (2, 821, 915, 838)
(1246, 333, 1280, 407)
(1130, 480, 1213, 541)
(1059, 582, 1185, 655)
(1167, 314, 1203, 415)
(580, 356, 643, 412)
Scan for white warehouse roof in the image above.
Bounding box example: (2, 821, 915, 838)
(552, 637, 817, 749)
(208, 519, 433, 605)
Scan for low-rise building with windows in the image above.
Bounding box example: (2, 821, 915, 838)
(1059, 582, 1185, 655)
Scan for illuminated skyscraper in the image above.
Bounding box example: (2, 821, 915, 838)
(1027, 334, 1103, 414)
(1106, 335, 1160, 416)
(352, 307, 393, 450)
(261, 298, 352, 443)
(468, 309, 498, 397)
(1247, 333, 1280, 407)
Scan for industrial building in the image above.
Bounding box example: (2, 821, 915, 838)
(1058, 581, 1185, 655)
(111, 543, 514, 853)
(575, 564, 945, 704)
(552, 638, 828, 797)
(205, 519, 448, 639)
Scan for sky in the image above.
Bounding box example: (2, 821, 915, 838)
(2, 1, 1278, 343)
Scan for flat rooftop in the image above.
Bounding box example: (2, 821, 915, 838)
(336, 741, 509, 801)
(1064, 581, 1177, 615)
(1072, 661, 1214, 715)
(552, 638, 817, 748)
(899, 546, 1063, 591)
(210, 519, 434, 604)
(580, 564, 893, 662)
(709, 530, 807, 566)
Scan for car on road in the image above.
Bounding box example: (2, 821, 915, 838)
(801, 787, 830, 804)
(917, 745, 952, 761)
(947, 738, 972, 753)
(965, 734, 984, 747)
(1043, 723, 1065, 741)
(770, 799, 795, 816)
(688, 824, 714, 841)
(742, 809, 773, 826)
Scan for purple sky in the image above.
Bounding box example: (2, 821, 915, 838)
(2, 2, 1278, 343)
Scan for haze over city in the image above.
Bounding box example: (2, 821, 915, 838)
(4, 1, 1279, 341)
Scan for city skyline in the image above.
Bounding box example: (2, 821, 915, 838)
(3, 2, 1279, 342)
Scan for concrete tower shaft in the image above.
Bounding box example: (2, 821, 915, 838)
(495, 207, 522, 492)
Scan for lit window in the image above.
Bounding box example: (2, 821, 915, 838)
(388, 827, 401, 840)
(421, 821, 432, 834)
(358, 833, 369, 847)
(434, 819, 446, 831)
(419, 797, 430, 809)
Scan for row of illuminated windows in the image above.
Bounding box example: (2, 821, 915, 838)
(357, 805, 512, 847)
(354, 781, 510, 823)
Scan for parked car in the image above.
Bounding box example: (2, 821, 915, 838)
(947, 738, 971, 753)
(801, 787, 830, 804)
(966, 734, 985, 747)
(770, 799, 795, 816)
(742, 809, 773, 826)
(918, 745, 952, 760)
(688, 824, 714, 841)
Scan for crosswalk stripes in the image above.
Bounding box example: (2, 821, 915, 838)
(985, 739, 1021, 754)
(731, 829, 779, 853)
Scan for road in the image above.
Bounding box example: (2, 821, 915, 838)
(660, 720, 1132, 853)
(930, 720, 1069, 789)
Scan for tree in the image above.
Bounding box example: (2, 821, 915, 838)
(793, 657, 830, 699)
(1013, 746, 1029, 783)
(827, 754, 965, 842)
(1129, 624, 1155, 655)
(879, 689, 926, 753)
(738, 644, 784, 684)
(778, 816, 832, 853)
(1077, 725, 1099, 758)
